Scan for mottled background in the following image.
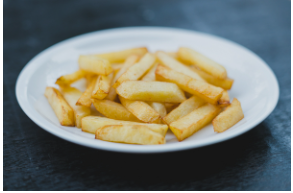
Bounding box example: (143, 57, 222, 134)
(4, 0, 291, 190)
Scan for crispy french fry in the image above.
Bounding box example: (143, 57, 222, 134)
(213, 98, 244, 133)
(119, 96, 161, 123)
(141, 63, 158, 81)
(165, 103, 179, 113)
(91, 99, 140, 122)
(163, 96, 206, 125)
(105, 55, 139, 101)
(95, 47, 148, 63)
(178, 47, 227, 79)
(155, 65, 223, 105)
(92, 73, 114, 100)
(78, 55, 112, 75)
(55, 70, 86, 86)
(218, 90, 230, 107)
(60, 86, 91, 128)
(170, 104, 221, 141)
(156, 51, 205, 82)
(76, 77, 97, 107)
(113, 53, 156, 88)
(82, 116, 168, 136)
(116, 81, 186, 103)
(96, 125, 165, 145)
(44, 87, 75, 126)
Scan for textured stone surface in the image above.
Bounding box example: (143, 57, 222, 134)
(4, 0, 290, 190)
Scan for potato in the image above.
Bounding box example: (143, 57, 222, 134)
(96, 125, 165, 145)
(55, 70, 86, 86)
(165, 103, 179, 113)
(92, 73, 114, 100)
(91, 99, 140, 122)
(95, 47, 148, 63)
(156, 51, 205, 81)
(105, 55, 139, 101)
(213, 98, 244, 133)
(78, 55, 112, 75)
(60, 86, 91, 128)
(163, 95, 206, 125)
(141, 63, 158, 81)
(178, 47, 227, 79)
(116, 81, 186, 103)
(76, 76, 97, 107)
(170, 104, 221, 141)
(148, 102, 167, 117)
(111, 63, 123, 71)
(218, 90, 230, 107)
(166, 52, 179, 60)
(44, 87, 75, 126)
(155, 65, 223, 105)
(113, 53, 156, 88)
(82, 116, 168, 136)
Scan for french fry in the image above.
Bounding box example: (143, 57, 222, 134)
(92, 73, 114, 100)
(78, 55, 112, 75)
(165, 103, 179, 113)
(76, 76, 97, 107)
(95, 47, 148, 63)
(213, 98, 244, 133)
(105, 55, 139, 101)
(141, 63, 158, 81)
(218, 90, 230, 107)
(113, 53, 156, 88)
(111, 63, 123, 71)
(170, 104, 221, 141)
(166, 52, 179, 60)
(55, 70, 86, 86)
(119, 96, 161, 123)
(148, 102, 167, 117)
(155, 65, 223, 105)
(60, 86, 91, 128)
(178, 47, 227, 79)
(156, 51, 205, 82)
(44, 87, 75, 126)
(116, 81, 186, 103)
(163, 96, 206, 125)
(82, 116, 168, 136)
(91, 99, 141, 122)
(96, 125, 165, 145)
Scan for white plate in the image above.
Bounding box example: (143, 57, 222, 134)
(16, 27, 279, 153)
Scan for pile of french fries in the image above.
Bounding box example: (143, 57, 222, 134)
(45, 47, 244, 145)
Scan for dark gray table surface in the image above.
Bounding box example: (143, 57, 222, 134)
(4, 0, 291, 191)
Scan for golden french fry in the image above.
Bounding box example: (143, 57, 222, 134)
(165, 103, 180, 113)
(76, 77, 97, 107)
(44, 87, 75, 126)
(163, 96, 206, 125)
(218, 90, 230, 107)
(111, 63, 123, 71)
(91, 99, 140, 122)
(213, 98, 244, 133)
(178, 47, 227, 79)
(96, 125, 165, 145)
(95, 47, 148, 63)
(60, 86, 91, 128)
(148, 102, 167, 117)
(55, 70, 86, 86)
(170, 104, 221, 141)
(92, 73, 114, 100)
(141, 63, 158, 81)
(78, 55, 112, 75)
(82, 116, 168, 136)
(116, 81, 186, 103)
(155, 65, 223, 105)
(156, 51, 205, 82)
(113, 53, 156, 88)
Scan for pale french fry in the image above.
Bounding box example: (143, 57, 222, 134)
(96, 125, 165, 145)
(105, 55, 139, 101)
(170, 104, 221, 141)
(82, 116, 168, 136)
(44, 87, 75, 126)
(155, 65, 223, 105)
(113, 53, 156, 88)
(191, 67, 234, 90)
(165, 103, 179, 113)
(213, 98, 244, 133)
(92, 73, 114, 100)
(116, 81, 186, 103)
(78, 55, 112, 75)
(111, 63, 123, 71)
(141, 63, 159, 81)
(218, 90, 230, 107)
(156, 51, 205, 82)
(76, 76, 97, 107)
(119, 96, 161, 123)
(178, 47, 227, 79)
(84, 72, 97, 85)
(55, 70, 86, 86)
(91, 99, 141, 122)
(163, 96, 206, 125)
(148, 102, 166, 124)
(95, 47, 148, 63)
(166, 52, 179, 60)
(60, 87, 91, 128)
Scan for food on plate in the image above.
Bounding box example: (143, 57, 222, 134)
(55, 69, 86, 86)
(165, 103, 180, 113)
(92, 73, 114, 100)
(76, 76, 97, 107)
(148, 102, 167, 120)
(111, 63, 123, 71)
(218, 90, 230, 107)
(78, 55, 113, 75)
(213, 98, 244, 133)
(141, 63, 159, 81)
